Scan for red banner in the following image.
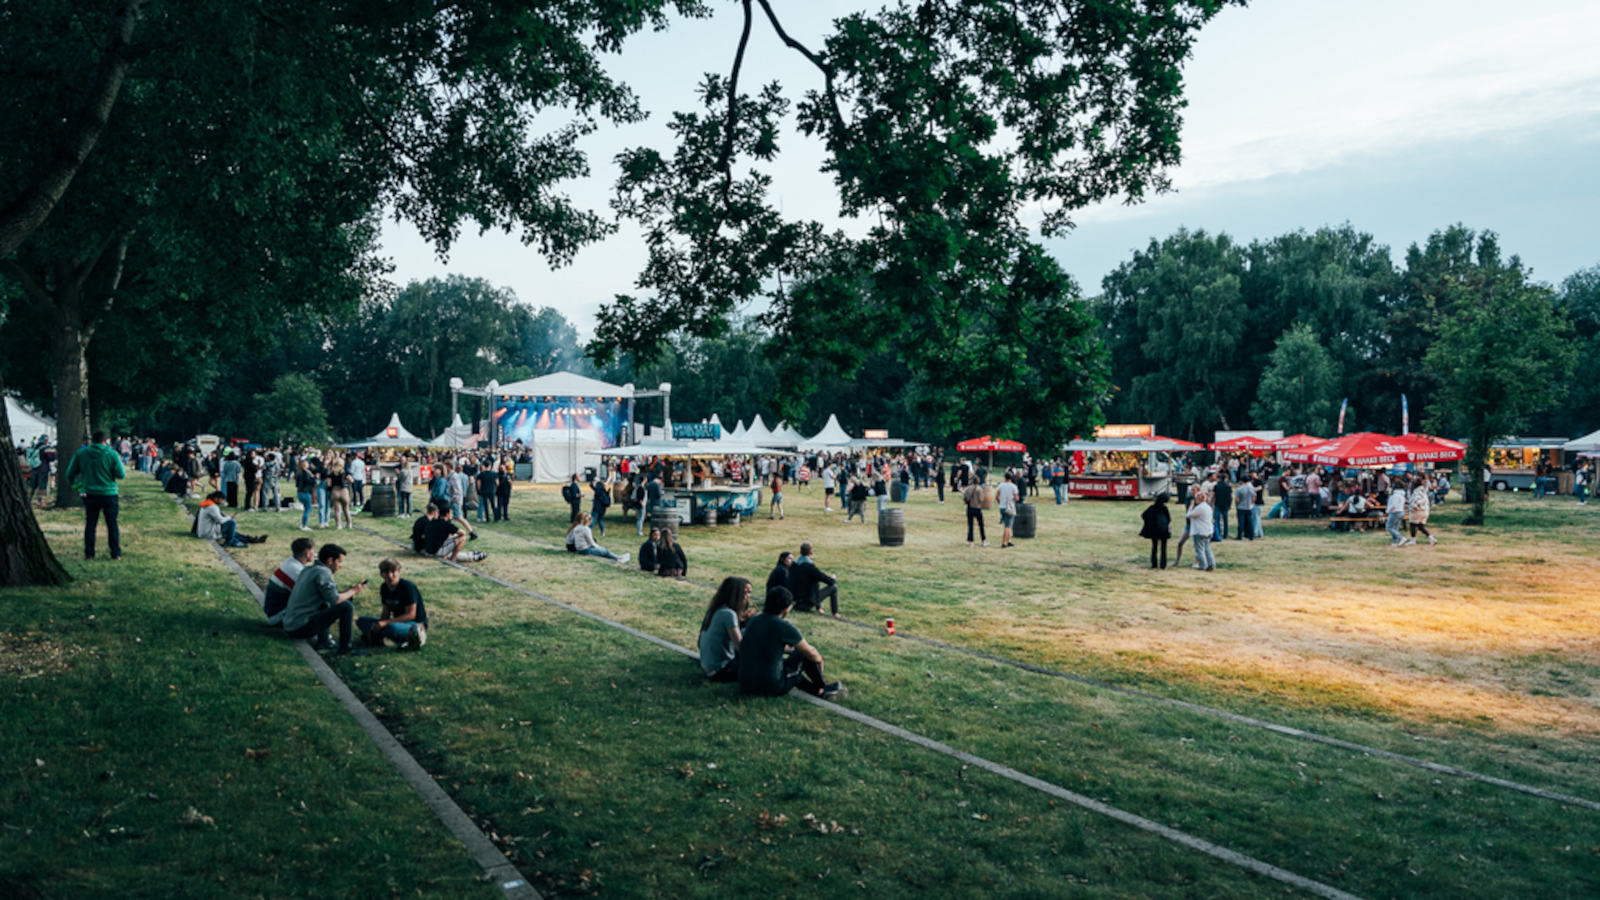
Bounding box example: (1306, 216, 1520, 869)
(1071, 476, 1139, 498)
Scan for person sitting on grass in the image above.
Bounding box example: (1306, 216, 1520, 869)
(281, 543, 368, 656)
(656, 528, 686, 578)
(424, 503, 488, 563)
(767, 551, 793, 593)
(737, 587, 845, 700)
(357, 557, 429, 650)
(566, 512, 629, 565)
(638, 526, 660, 571)
(197, 491, 267, 547)
(699, 576, 754, 682)
(263, 537, 315, 626)
(787, 542, 839, 617)
(411, 500, 438, 553)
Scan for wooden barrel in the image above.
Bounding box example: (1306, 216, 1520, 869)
(1287, 490, 1312, 519)
(980, 486, 997, 510)
(649, 510, 680, 538)
(1013, 503, 1037, 539)
(366, 483, 397, 518)
(877, 508, 906, 546)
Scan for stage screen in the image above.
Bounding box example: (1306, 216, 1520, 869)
(494, 397, 630, 448)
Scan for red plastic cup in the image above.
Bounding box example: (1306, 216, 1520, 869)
(884, 618, 895, 635)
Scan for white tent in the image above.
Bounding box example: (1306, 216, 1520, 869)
(5, 394, 55, 445)
(801, 414, 853, 450)
(762, 422, 805, 448)
(730, 420, 747, 439)
(1563, 429, 1600, 453)
(429, 413, 478, 449)
(745, 414, 774, 444)
(339, 412, 429, 449)
(491, 371, 634, 481)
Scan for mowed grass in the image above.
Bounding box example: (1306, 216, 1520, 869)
(8, 477, 1600, 897)
(0, 486, 483, 898)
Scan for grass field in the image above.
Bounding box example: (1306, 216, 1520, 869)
(6, 476, 1599, 897)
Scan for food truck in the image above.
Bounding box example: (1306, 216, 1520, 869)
(1063, 425, 1202, 499)
(1485, 437, 1569, 492)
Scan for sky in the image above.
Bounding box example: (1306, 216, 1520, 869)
(379, 0, 1600, 337)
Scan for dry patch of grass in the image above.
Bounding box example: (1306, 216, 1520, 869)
(0, 632, 84, 681)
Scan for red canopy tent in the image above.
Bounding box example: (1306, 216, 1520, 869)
(1207, 435, 1280, 452)
(1271, 433, 1324, 450)
(1280, 432, 1464, 467)
(956, 435, 1027, 469)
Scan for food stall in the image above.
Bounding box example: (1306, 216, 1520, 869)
(1483, 437, 1569, 492)
(1064, 427, 1202, 499)
(595, 437, 797, 525)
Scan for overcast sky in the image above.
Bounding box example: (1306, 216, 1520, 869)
(380, 0, 1600, 337)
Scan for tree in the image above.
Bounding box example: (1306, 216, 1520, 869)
(592, 0, 1236, 445)
(1421, 229, 1575, 525)
(1250, 323, 1340, 435)
(1099, 228, 1248, 438)
(244, 375, 330, 447)
(1544, 265, 1600, 436)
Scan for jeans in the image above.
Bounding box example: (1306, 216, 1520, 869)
(477, 499, 489, 522)
(966, 507, 986, 542)
(875, 494, 887, 514)
(581, 545, 620, 561)
(495, 492, 509, 521)
(286, 601, 353, 652)
(1192, 534, 1215, 569)
(637, 504, 647, 535)
(803, 583, 840, 616)
(1235, 509, 1253, 540)
(357, 616, 420, 647)
(1577, 483, 1588, 504)
(1268, 500, 1286, 519)
(1213, 510, 1229, 541)
(1052, 483, 1064, 504)
(218, 518, 247, 547)
(316, 484, 330, 525)
(298, 492, 315, 527)
(262, 477, 281, 510)
(397, 491, 412, 516)
(1385, 511, 1406, 544)
(351, 479, 365, 505)
(1252, 507, 1263, 539)
(593, 509, 606, 536)
(83, 494, 121, 559)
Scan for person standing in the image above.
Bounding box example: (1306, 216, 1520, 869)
(1211, 469, 1231, 541)
(242, 451, 260, 511)
(845, 478, 869, 524)
(221, 450, 243, 509)
(1140, 493, 1171, 569)
(326, 461, 353, 529)
(495, 462, 513, 521)
(821, 463, 837, 511)
(1576, 461, 1590, 506)
(995, 472, 1019, 548)
(395, 456, 414, 517)
(261, 451, 283, 513)
(476, 464, 498, 524)
(769, 470, 784, 520)
(1186, 489, 1215, 571)
(294, 459, 319, 532)
(1384, 477, 1409, 547)
(591, 477, 612, 537)
(562, 473, 583, 524)
(348, 454, 367, 508)
(871, 469, 888, 516)
(962, 477, 987, 547)
(1406, 475, 1436, 545)
(934, 459, 946, 504)
(1233, 477, 1255, 541)
(64, 431, 127, 560)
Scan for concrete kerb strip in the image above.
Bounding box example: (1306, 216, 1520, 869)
(354, 524, 1361, 900)
(467, 521, 1600, 814)
(172, 495, 540, 899)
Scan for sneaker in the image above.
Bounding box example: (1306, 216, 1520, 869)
(820, 682, 847, 701)
(405, 628, 424, 651)
(470, 551, 487, 562)
(616, 552, 631, 565)
(469, 532, 478, 541)
(981, 540, 989, 547)
(300, 525, 311, 532)
(1428, 536, 1437, 546)
(311, 637, 335, 652)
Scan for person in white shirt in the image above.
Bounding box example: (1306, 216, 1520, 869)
(348, 455, 367, 507)
(995, 472, 1020, 548)
(1186, 490, 1215, 571)
(821, 464, 837, 511)
(566, 513, 630, 564)
(1385, 477, 1409, 546)
(263, 537, 315, 625)
(1407, 475, 1435, 545)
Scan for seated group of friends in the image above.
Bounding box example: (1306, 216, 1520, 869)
(410, 499, 490, 562)
(261, 538, 428, 657)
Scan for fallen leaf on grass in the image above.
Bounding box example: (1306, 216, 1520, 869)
(755, 810, 788, 830)
(179, 807, 216, 828)
(244, 748, 271, 762)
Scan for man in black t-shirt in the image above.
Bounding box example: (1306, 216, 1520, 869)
(411, 501, 438, 553)
(737, 587, 844, 699)
(423, 504, 486, 562)
(358, 557, 430, 650)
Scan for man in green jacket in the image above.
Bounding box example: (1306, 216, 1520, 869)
(64, 430, 127, 560)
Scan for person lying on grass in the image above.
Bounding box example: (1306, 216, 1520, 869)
(422, 501, 488, 563)
(737, 587, 845, 700)
(566, 512, 629, 565)
(358, 557, 428, 650)
(699, 576, 754, 682)
(263, 537, 315, 626)
(196, 491, 267, 547)
(281, 543, 368, 656)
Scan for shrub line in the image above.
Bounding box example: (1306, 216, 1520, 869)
(469, 522, 1600, 813)
(353, 524, 1361, 900)
(173, 495, 541, 900)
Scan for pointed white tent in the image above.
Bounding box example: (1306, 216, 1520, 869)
(340, 412, 429, 449)
(730, 420, 748, 439)
(5, 394, 55, 445)
(1564, 428, 1600, 453)
(761, 422, 803, 448)
(709, 413, 723, 426)
(745, 414, 774, 444)
(801, 414, 853, 450)
(429, 413, 479, 449)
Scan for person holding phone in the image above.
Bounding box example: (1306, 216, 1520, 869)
(281, 544, 368, 655)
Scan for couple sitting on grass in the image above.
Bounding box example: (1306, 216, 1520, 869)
(697, 577, 846, 701)
(272, 543, 428, 657)
(410, 500, 488, 562)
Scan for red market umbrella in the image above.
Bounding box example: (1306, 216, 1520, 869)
(1207, 435, 1280, 452)
(956, 435, 1027, 469)
(1271, 433, 1324, 450)
(1280, 432, 1464, 467)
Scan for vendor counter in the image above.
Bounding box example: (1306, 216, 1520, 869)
(658, 485, 763, 524)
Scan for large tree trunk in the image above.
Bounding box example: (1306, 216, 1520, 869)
(0, 376, 72, 586)
(0, 0, 143, 259)
(1462, 432, 1489, 526)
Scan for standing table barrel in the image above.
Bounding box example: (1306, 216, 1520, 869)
(366, 483, 397, 518)
(1012, 502, 1037, 539)
(649, 510, 680, 538)
(877, 508, 906, 546)
(1287, 490, 1312, 519)
(980, 486, 997, 510)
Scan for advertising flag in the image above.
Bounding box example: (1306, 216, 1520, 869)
(1337, 397, 1349, 435)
